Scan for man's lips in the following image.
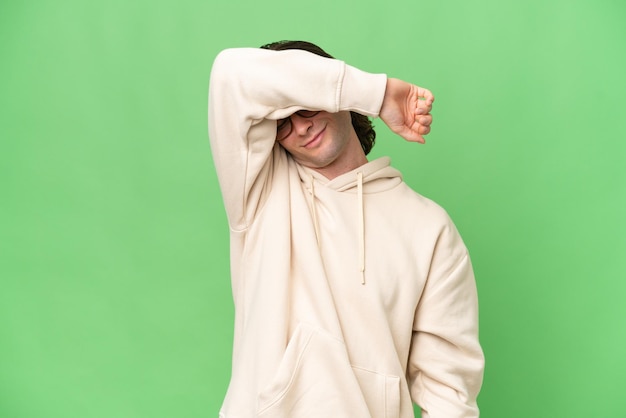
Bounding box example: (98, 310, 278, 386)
(303, 127, 326, 148)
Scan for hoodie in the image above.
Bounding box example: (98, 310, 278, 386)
(208, 48, 484, 418)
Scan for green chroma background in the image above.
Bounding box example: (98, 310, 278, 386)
(1, 0, 625, 416)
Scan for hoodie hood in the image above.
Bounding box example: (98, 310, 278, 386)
(296, 157, 403, 193)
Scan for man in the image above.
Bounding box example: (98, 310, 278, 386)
(208, 40, 484, 418)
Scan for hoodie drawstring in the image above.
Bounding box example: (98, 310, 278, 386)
(310, 174, 321, 249)
(307, 171, 366, 285)
(357, 172, 365, 285)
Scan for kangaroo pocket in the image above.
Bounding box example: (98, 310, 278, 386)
(257, 323, 400, 418)
(352, 366, 401, 418)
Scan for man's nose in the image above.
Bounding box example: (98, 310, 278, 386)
(290, 114, 314, 136)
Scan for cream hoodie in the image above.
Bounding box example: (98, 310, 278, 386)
(208, 48, 484, 418)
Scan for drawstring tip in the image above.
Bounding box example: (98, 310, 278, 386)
(360, 271, 366, 285)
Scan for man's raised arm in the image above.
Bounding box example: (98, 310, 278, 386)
(208, 48, 386, 230)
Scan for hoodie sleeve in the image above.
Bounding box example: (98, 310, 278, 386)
(208, 48, 387, 231)
(407, 219, 485, 417)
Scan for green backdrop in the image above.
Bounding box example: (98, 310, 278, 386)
(1, 0, 625, 417)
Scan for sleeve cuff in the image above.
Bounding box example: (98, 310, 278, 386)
(339, 64, 387, 117)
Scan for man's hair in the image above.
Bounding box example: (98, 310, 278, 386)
(260, 40, 376, 155)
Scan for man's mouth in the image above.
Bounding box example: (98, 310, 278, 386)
(303, 127, 326, 148)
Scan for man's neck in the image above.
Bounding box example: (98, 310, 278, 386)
(311, 135, 368, 179)
(312, 153, 368, 180)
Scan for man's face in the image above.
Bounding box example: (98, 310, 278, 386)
(276, 110, 360, 172)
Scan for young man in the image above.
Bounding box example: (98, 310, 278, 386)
(208, 40, 484, 418)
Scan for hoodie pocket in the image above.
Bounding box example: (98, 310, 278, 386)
(257, 323, 372, 418)
(352, 366, 401, 418)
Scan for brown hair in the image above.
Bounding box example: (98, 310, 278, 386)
(260, 40, 377, 155)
